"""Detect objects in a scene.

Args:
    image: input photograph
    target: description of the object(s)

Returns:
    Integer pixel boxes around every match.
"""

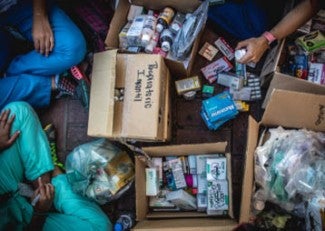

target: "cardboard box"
[135,143,238,231]
[87,49,171,142]
[260,39,325,108]
[105,0,203,77]
[240,89,325,223]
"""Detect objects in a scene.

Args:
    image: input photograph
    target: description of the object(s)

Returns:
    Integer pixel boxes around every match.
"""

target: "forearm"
[270,0,319,40]
[33,0,47,18]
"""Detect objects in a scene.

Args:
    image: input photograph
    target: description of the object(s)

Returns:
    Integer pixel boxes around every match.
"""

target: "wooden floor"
[37,21,266,225]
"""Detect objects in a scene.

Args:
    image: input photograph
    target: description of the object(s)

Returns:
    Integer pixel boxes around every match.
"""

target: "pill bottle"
[160,29,174,52]
[156,7,175,33]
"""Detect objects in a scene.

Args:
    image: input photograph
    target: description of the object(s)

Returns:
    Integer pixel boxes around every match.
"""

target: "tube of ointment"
[31,194,40,206]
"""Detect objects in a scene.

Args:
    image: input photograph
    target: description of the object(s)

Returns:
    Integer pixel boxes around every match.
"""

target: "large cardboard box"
[240,89,325,223]
[87,49,171,142]
[260,39,325,108]
[105,0,203,77]
[134,143,239,231]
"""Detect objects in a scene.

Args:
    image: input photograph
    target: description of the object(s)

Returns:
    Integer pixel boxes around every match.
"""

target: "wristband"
[262,31,277,45]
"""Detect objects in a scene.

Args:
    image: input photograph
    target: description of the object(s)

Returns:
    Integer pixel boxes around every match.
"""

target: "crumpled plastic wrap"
[253,127,325,216]
[65,139,135,205]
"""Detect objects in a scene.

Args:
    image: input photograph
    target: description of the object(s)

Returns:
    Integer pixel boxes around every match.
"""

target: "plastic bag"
[253,127,325,214]
[170,0,209,60]
[65,139,135,204]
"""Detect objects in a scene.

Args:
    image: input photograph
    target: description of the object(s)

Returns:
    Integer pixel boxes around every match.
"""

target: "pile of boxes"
[86,2,325,230]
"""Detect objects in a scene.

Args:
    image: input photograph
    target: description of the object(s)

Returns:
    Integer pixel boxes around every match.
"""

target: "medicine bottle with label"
[160,29,174,52]
[156,7,175,33]
[170,12,186,35]
[141,10,157,47]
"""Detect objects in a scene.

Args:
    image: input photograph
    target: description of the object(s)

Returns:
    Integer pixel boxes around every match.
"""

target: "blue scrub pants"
[0,0,86,111]
[0,102,112,231]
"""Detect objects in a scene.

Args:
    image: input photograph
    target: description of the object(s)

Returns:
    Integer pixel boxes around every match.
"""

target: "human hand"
[32,16,54,57]
[0,109,20,152]
[32,177,55,212]
[235,36,269,64]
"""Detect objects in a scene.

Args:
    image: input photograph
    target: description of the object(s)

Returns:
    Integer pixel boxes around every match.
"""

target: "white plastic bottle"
[141,10,157,47]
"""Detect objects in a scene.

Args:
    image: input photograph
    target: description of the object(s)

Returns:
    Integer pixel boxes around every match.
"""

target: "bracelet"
[262,31,277,45]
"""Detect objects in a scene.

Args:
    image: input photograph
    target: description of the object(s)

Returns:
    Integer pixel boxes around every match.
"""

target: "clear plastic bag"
[170,0,209,60]
[253,127,325,214]
[65,139,135,204]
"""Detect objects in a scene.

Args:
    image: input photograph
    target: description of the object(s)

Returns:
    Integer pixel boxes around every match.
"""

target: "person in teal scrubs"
[0,101,112,230]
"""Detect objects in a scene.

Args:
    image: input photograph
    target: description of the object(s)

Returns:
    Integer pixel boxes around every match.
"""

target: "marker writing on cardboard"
[144,62,158,108]
[134,74,143,102]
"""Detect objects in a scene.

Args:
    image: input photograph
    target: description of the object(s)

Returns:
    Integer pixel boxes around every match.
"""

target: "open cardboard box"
[260,39,325,108]
[87,49,171,142]
[105,0,203,77]
[134,143,239,231]
[240,89,325,223]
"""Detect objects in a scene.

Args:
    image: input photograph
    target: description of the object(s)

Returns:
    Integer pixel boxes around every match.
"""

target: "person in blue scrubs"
[0,101,112,230]
[0,0,87,111]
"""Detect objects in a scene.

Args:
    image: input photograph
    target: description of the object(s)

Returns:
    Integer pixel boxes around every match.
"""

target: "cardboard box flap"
[88,49,118,137]
[260,39,285,78]
[239,116,259,223]
[134,218,237,231]
[135,157,148,221]
[142,142,227,156]
[130,0,201,13]
[262,73,325,108]
[106,0,130,48]
[262,89,325,131]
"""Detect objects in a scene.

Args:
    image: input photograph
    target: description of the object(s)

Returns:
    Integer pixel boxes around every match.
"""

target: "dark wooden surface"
[37,20,265,225]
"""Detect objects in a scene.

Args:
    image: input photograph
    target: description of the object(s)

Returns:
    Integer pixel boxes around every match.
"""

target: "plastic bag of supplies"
[65,139,135,204]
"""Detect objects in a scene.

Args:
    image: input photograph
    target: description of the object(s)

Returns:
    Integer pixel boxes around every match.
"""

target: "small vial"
[160,29,174,52]
[156,7,175,33]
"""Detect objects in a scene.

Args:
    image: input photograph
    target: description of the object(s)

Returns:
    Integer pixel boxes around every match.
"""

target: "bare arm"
[32,0,54,57]
[236,0,320,64]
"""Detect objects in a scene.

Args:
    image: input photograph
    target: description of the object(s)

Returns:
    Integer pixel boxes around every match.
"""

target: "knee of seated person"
[57,34,86,66]
[2,101,35,124]
[3,101,33,115]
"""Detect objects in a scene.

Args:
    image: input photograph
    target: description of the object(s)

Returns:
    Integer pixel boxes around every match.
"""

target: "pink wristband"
[262,31,277,45]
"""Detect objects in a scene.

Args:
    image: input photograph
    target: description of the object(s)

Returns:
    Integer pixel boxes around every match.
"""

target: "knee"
[3,101,33,114]
[55,30,87,67]
[2,101,35,121]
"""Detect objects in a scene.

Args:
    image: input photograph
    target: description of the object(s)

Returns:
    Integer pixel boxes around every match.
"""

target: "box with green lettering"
[87,49,171,142]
